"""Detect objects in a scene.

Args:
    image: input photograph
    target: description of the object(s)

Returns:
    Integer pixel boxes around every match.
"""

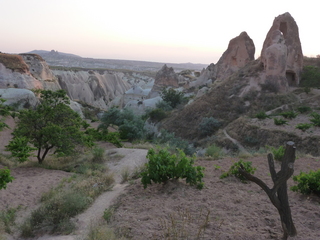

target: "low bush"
[297,106,312,113]
[273,117,288,125]
[309,112,320,126]
[255,111,269,120]
[220,159,256,183]
[291,170,320,195]
[141,148,205,189]
[296,123,313,131]
[148,108,167,122]
[205,144,223,159]
[267,145,285,161]
[198,117,222,136]
[279,111,298,119]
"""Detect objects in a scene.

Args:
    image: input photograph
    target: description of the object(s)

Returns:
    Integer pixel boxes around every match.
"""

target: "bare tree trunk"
[239,141,297,239]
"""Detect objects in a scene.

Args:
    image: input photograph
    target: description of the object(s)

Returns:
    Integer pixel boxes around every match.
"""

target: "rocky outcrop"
[0,53,60,90]
[189,63,215,88]
[0,88,38,109]
[260,12,303,90]
[149,64,179,98]
[215,32,255,81]
[53,70,130,110]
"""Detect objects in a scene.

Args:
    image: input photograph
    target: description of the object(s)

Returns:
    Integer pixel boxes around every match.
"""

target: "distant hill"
[26,50,208,72]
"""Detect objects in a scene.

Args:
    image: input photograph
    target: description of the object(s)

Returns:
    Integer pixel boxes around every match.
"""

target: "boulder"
[0,88,38,109]
[261,12,303,88]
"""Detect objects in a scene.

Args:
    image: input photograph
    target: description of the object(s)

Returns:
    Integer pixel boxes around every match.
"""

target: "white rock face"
[53,70,131,110]
[0,88,38,109]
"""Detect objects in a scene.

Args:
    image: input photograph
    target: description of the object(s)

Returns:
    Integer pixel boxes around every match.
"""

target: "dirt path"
[33,148,148,240]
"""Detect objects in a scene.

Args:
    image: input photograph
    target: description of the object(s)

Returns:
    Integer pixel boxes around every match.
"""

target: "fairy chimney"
[261,12,303,90]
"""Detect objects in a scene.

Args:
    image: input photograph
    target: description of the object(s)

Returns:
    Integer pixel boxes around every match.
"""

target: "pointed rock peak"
[261,12,303,89]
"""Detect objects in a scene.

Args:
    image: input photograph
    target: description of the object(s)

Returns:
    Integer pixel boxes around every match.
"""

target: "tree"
[160,88,184,108]
[6,90,92,164]
[0,98,14,189]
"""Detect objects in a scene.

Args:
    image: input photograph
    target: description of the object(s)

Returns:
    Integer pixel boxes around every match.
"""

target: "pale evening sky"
[1,0,319,64]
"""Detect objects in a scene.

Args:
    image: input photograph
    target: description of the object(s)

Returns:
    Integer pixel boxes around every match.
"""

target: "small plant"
[295,123,312,131]
[309,112,320,126]
[103,207,114,223]
[255,111,269,120]
[205,144,223,159]
[267,145,285,161]
[141,148,205,189]
[120,167,130,183]
[92,147,105,163]
[0,167,14,190]
[297,106,312,113]
[148,108,167,122]
[0,207,18,233]
[279,111,298,119]
[220,159,256,183]
[291,170,320,195]
[273,117,288,125]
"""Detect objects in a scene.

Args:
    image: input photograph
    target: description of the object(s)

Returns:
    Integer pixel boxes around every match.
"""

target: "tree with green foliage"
[6,90,93,164]
[0,98,14,189]
[99,107,145,141]
[160,88,184,108]
[300,65,320,88]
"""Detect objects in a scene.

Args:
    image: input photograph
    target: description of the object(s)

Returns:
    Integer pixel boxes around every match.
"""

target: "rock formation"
[215,31,255,81]
[260,12,303,91]
[0,53,60,90]
[148,64,179,98]
[0,88,38,109]
[53,69,131,110]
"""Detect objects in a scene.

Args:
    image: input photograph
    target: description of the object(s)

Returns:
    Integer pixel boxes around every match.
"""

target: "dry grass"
[0,53,29,73]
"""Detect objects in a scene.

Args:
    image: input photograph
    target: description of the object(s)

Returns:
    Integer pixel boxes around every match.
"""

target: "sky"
[1,0,319,64]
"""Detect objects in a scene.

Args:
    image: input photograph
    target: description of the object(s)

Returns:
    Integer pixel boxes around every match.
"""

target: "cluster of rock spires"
[0,12,304,115]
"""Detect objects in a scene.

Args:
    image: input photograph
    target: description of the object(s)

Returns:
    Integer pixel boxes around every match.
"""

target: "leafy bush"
[148,108,167,122]
[309,112,320,126]
[205,144,223,159]
[279,111,298,119]
[220,159,256,183]
[244,136,259,146]
[255,111,269,120]
[267,145,285,161]
[297,106,312,113]
[291,170,320,195]
[92,147,105,163]
[300,65,320,88]
[160,88,184,108]
[273,117,288,125]
[198,117,222,136]
[0,167,14,190]
[84,128,123,147]
[296,123,312,131]
[156,100,173,111]
[141,148,205,189]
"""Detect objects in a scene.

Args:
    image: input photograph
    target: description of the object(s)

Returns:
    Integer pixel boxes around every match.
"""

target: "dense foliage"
[198,117,222,136]
[220,159,256,183]
[6,90,92,164]
[300,65,320,88]
[291,170,320,195]
[160,88,184,108]
[141,148,205,189]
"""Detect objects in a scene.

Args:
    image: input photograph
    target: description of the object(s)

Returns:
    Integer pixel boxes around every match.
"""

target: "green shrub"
[273,117,288,125]
[291,170,320,195]
[300,65,320,88]
[205,144,223,159]
[297,106,312,113]
[279,111,298,119]
[309,112,320,126]
[296,123,313,131]
[198,117,222,136]
[141,148,205,189]
[160,88,184,108]
[0,167,14,190]
[244,136,259,146]
[148,108,167,122]
[220,159,256,183]
[92,147,105,163]
[156,100,173,111]
[255,111,269,120]
[267,145,285,161]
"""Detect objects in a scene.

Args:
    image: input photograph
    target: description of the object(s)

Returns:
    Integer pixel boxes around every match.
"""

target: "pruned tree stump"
[239,141,297,240]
